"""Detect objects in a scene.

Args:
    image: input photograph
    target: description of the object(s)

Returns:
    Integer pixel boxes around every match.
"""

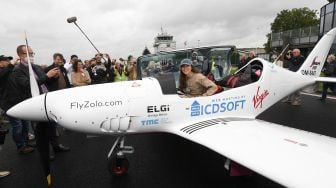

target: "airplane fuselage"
[16,59,312,135]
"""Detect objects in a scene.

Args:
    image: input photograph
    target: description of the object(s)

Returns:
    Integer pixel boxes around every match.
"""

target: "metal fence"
[271,25,319,47]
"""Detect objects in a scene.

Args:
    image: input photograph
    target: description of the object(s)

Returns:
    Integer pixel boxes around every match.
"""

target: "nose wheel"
[107,136,134,176]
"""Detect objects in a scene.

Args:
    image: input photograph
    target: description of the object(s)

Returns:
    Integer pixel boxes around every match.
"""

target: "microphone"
[67,17,77,23]
[66,16,101,54]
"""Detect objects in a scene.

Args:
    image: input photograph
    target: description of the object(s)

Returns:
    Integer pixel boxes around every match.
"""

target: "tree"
[142,47,151,55]
[264,7,319,53]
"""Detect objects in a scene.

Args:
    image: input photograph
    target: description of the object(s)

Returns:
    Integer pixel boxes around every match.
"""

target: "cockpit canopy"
[137,46,236,94]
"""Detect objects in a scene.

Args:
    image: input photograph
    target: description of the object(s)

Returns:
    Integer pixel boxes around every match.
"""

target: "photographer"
[88,57,107,84]
[285,49,305,72]
[45,53,71,91]
[283,48,305,105]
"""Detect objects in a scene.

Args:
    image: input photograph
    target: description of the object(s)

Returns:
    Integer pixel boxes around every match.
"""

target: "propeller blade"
[24,32,51,186]
[24,31,40,97]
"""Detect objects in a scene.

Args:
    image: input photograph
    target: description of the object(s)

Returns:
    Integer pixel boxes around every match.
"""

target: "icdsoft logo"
[190,97,246,117]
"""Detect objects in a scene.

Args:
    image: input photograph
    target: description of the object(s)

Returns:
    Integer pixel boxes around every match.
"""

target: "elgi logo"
[147,105,170,113]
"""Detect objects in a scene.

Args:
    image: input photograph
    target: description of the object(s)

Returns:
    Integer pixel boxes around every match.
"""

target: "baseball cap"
[0,55,13,61]
[180,59,192,67]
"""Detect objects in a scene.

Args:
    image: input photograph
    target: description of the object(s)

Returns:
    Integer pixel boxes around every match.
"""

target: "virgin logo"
[253,86,269,109]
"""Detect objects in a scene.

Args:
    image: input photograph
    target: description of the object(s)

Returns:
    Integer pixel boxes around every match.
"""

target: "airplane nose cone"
[7,94,48,121]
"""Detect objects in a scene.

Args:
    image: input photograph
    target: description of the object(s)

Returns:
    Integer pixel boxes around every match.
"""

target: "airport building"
[153,28,176,53]
[271,0,336,55]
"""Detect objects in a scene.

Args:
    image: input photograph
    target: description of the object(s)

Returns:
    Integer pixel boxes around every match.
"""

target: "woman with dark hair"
[71,59,91,87]
[178,58,217,97]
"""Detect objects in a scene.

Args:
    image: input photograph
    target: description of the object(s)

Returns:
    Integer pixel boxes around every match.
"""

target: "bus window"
[208,48,232,81]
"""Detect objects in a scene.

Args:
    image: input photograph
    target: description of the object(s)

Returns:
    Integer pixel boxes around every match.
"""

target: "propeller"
[24,31,40,97]
[24,31,52,187]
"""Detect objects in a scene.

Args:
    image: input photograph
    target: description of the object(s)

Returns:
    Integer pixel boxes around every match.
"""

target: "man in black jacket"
[283,48,305,106]
[44,53,71,91]
[12,45,60,178]
[0,55,15,178]
[0,55,35,154]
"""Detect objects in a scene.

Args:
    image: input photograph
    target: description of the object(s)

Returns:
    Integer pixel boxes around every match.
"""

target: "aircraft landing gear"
[107,136,134,176]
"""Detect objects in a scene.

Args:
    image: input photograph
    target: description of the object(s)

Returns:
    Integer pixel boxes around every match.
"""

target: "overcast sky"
[0,0,327,65]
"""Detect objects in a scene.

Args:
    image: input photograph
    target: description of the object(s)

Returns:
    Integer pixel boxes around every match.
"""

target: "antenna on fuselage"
[273,44,290,64]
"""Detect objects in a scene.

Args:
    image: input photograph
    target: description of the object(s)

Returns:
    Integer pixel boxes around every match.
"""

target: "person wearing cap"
[0,55,36,155]
[178,58,217,97]
[0,55,16,178]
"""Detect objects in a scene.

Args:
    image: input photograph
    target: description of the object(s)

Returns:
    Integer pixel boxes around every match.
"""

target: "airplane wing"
[315,76,336,83]
[167,117,336,188]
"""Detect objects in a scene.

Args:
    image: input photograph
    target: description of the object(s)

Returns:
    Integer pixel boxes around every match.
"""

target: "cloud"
[0,0,326,65]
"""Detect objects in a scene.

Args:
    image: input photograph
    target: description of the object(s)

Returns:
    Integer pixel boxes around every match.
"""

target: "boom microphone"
[66,16,102,55]
[67,17,77,23]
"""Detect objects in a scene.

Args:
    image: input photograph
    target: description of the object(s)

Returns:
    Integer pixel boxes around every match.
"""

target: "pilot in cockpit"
[215,63,262,88]
[178,59,217,97]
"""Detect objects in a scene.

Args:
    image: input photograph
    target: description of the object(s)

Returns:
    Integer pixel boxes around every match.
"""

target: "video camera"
[286,50,292,56]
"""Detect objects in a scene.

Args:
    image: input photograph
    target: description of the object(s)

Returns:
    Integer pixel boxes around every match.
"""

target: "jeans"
[321,82,336,100]
[7,116,30,149]
[0,134,5,145]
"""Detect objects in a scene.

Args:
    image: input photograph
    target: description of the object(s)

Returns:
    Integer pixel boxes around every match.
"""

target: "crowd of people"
[0,45,138,179]
[0,45,335,180]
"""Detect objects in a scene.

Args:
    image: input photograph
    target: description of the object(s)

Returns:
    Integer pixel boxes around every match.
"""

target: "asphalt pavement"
[0,94,335,188]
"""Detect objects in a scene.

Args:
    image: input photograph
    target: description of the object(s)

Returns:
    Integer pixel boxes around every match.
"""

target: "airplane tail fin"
[297,28,336,78]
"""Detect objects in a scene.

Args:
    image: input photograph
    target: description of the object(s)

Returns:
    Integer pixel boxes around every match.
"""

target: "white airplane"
[7,28,336,188]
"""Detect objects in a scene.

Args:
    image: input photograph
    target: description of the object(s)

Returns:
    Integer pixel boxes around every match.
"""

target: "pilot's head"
[180,59,193,76]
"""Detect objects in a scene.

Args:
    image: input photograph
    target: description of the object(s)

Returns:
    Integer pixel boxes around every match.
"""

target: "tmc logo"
[141,119,159,126]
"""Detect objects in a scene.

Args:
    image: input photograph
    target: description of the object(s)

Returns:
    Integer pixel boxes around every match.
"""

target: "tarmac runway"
[0,94,335,188]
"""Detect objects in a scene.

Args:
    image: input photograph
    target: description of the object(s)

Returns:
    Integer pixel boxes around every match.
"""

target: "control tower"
[153,27,176,53]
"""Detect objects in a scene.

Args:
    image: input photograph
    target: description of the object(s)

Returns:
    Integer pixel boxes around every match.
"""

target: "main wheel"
[108,156,129,176]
